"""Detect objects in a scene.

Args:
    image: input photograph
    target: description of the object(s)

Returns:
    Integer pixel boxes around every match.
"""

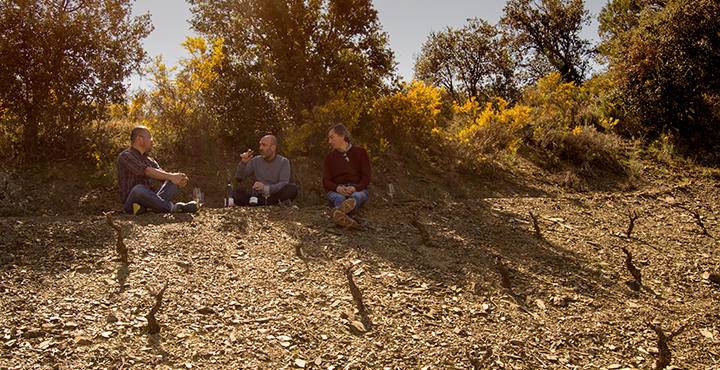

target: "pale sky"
[128,0,609,91]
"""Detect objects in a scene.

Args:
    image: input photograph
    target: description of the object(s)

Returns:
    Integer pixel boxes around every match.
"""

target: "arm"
[322,153,338,192]
[235,149,255,184]
[266,158,291,194]
[353,147,372,191]
[144,167,188,187]
[235,156,257,185]
[234,161,248,183]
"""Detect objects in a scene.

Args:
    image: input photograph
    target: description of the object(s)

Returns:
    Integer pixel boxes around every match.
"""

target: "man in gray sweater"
[233,135,298,206]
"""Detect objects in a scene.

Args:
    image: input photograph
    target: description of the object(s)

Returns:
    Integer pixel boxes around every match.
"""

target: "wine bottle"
[226,180,234,206]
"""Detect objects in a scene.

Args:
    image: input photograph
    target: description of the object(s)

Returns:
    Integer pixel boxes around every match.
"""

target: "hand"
[345,186,357,194]
[252,181,265,191]
[172,173,189,188]
[241,149,254,163]
[336,186,353,197]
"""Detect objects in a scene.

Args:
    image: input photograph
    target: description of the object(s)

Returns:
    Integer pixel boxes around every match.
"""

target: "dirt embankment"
[1,157,719,369]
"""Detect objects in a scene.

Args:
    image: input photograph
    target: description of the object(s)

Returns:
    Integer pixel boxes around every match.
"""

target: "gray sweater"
[234,155,291,195]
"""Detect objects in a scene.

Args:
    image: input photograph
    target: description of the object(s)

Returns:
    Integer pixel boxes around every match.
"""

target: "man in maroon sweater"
[323,124,371,227]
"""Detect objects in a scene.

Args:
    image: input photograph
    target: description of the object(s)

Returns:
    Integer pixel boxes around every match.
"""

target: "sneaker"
[132,203,148,215]
[336,198,356,214]
[333,209,358,228]
[176,201,200,213]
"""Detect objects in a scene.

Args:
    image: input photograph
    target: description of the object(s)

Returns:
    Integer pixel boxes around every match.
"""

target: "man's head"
[130,126,153,154]
[258,135,278,161]
[327,124,351,151]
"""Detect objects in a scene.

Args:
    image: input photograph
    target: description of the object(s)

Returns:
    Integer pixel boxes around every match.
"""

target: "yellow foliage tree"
[138,37,225,150]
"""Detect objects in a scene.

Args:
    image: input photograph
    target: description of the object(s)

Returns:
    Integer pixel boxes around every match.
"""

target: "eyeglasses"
[342,151,349,162]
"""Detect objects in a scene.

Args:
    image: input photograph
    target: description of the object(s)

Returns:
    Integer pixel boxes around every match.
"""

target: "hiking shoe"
[336,198,356,214]
[333,209,358,228]
[132,203,148,215]
[176,201,200,213]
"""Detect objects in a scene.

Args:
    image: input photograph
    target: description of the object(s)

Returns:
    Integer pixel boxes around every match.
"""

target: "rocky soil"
[1,155,719,370]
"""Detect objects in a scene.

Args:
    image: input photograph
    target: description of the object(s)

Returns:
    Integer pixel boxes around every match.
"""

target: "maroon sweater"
[322,144,371,192]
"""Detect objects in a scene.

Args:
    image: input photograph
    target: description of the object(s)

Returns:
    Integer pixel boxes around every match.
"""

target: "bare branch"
[529,211,541,237]
[625,209,640,238]
[343,264,366,316]
[295,241,304,258]
[620,246,642,284]
[105,212,128,262]
[146,282,168,334]
[688,209,708,235]
[495,256,513,293]
[411,219,436,248]
[648,321,688,370]
[674,204,709,236]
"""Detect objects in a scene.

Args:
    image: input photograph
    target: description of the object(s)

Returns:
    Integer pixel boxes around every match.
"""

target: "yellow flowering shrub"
[434,97,531,166]
[429,73,622,170]
[372,80,444,147]
[524,73,621,165]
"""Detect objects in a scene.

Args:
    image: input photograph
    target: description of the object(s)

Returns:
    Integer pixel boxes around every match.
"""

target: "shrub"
[429,73,623,173]
[436,97,531,167]
[137,38,225,157]
[524,73,621,167]
[284,90,368,157]
[372,80,444,149]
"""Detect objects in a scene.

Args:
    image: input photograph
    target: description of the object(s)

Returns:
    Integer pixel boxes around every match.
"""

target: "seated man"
[323,123,371,227]
[116,126,199,214]
[233,135,298,206]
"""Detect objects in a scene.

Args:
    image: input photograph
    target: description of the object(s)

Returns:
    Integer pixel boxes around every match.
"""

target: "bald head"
[130,126,150,145]
[130,126,153,154]
[258,135,278,161]
[262,135,277,147]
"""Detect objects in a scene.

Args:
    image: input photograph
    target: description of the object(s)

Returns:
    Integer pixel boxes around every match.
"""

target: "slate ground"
[1,150,719,369]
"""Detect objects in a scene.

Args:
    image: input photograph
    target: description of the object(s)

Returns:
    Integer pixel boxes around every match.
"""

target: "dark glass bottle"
[249,189,259,206]
[225,180,234,206]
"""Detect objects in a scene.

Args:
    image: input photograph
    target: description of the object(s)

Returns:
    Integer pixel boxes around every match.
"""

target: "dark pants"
[232,184,298,206]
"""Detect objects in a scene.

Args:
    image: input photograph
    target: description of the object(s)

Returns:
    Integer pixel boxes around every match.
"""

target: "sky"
[128,0,609,91]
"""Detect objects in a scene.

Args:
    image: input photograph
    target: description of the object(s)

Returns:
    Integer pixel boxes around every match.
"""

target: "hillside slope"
[1,153,719,369]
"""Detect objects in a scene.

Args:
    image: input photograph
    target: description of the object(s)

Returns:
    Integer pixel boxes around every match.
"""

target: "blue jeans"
[123,181,179,214]
[326,183,368,215]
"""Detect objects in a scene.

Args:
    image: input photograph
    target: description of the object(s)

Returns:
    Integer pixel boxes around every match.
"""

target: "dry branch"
[625,209,640,238]
[105,212,128,262]
[411,219,436,248]
[294,241,304,258]
[495,256,513,292]
[689,209,709,235]
[343,265,366,315]
[648,321,687,370]
[468,347,493,370]
[620,246,642,284]
[528,211,541,237]
[675,204,709,235]
[146,282,168,334]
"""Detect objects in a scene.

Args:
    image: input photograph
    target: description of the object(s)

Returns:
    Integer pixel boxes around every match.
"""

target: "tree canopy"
[599,0,720,151]
[188,0,395,127]
[414,19,521,104]
[500,0,593,84]
[0,0,152,156]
